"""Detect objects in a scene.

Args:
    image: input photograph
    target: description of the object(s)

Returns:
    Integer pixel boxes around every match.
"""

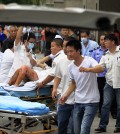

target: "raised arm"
[15,26,23,46]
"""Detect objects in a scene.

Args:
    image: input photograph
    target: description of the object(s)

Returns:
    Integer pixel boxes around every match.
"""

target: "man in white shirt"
[60,39,100,134]
[52,37,75,134]
[37,38,66,88]
[79,34,120,133]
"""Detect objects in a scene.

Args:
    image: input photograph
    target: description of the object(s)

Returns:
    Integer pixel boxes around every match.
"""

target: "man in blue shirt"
[0,25,7,42]
[81,30,99,57]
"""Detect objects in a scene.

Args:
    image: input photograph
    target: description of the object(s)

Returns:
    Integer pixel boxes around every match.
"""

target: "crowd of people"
[0,24,120,134]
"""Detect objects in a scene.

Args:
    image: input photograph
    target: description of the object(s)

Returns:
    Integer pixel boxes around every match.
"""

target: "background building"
[46,0,120,30]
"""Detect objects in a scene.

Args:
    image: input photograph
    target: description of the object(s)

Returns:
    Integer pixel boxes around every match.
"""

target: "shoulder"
[85,56,98,63]
[92,47,99,53]
[103,50,109,55]
[68,62,74,69]
[89,40,98,46]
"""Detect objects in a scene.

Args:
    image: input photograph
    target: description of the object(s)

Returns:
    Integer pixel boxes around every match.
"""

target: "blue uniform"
[81,39,99,57]
[92,47,107,77]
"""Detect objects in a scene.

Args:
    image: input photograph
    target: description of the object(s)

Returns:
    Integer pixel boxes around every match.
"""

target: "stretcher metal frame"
[0,110,57,134]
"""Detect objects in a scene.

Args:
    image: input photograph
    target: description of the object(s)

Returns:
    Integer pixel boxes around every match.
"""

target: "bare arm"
[59,80,76,104]
[38,56,51,64]
[29,57,37,67]
[15,26,23,46]
[52,77,61,99]
[26,53,37,67]
[79,65,104,73]
[37,75,54,88]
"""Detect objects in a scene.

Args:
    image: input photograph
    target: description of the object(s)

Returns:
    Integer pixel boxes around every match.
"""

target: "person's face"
[9,26,17,38]
[104,39,114,49]
[51,28,57,33]
[50,42,62,55]
[25,38,35,48]
[45,27,50,31]
[66,46,80,60]
[80,32,89,38]
[100,35,105,47]
[61,28,69,37]
[63,40,68,54]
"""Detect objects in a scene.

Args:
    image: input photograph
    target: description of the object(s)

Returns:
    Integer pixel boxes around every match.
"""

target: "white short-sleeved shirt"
[50,50,67,92]
[99,46,120,88]
[8,42,32,78]
[69,56,100,103]
[55,57,74,104]
[0,49,14,83]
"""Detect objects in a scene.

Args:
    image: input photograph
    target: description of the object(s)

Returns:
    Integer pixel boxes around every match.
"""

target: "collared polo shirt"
[99,46,120,88]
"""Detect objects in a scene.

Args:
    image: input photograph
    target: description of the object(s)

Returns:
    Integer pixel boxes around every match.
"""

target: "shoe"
[114,128,120,133]
[95,127,106,133]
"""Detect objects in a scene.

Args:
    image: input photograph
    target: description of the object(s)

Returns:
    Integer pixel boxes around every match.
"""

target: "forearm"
[38,56,51,64]
[64,81,76,98]
[53,77,61,91]
[15,26,23,45]
[30,58,37,67]
[89,65,104,73]
[42,75,54,85]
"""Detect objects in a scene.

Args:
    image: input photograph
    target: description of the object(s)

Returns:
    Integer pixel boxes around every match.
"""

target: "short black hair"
[80,30,90,36]
[7,38,14,49]
[22,32,36,43]
[51,38,63,47]
[66,39,82,53]
[104,33,118,45]
[64,36,76,42]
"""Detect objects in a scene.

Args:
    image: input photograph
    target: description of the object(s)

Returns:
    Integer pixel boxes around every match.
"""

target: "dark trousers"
[97,77,106,113]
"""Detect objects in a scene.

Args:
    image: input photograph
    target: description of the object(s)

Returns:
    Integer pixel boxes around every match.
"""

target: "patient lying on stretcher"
[7,61,51,87]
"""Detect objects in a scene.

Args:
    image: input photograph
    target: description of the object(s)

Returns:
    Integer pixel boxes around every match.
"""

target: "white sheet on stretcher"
[0,68,53,91]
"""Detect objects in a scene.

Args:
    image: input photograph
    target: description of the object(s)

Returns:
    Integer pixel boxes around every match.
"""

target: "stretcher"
[0,95,57,134]
[0,84,56,110]
[0,110,57,134]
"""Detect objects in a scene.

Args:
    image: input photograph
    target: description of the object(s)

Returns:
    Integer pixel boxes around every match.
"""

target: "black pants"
[97,77,106,113]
